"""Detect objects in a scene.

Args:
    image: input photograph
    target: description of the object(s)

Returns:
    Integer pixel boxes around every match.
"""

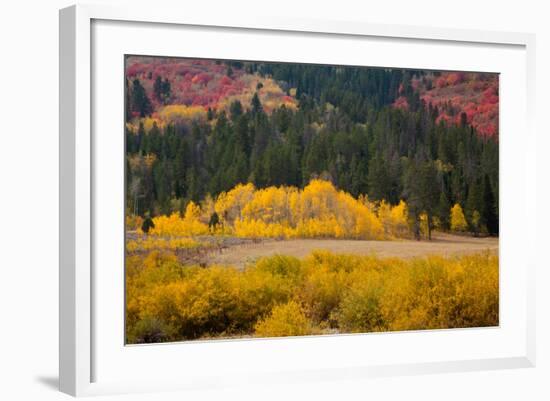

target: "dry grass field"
[209,233,498,268]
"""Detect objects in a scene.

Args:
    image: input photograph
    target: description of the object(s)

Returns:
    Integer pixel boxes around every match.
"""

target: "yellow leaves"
[143,117,164,131]
[183,201,201,221]
[144,154,157,169]
[380,252,498,331]
[254,301,315,338]
[126,250,499,342]
[234,219,291,239]
[450,203,468,232]
[126,105,206,133]
[157,104,207,124]
[242,185,296,223]
[126,117,164,133]
[378,199,409,239]
[215,179,389,240]
[389,200,409,235]
[126,236,201,252]
[128,153,157,171]
[218,75,298,114]
[215,183,255,225]
[126,214,143,231]
[144,180,413,240]
[419,212,429,237]
[150,210,209,236]
[335,269,385,332]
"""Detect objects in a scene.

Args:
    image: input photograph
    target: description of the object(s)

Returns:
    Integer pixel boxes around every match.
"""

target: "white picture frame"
[59,4,536,397]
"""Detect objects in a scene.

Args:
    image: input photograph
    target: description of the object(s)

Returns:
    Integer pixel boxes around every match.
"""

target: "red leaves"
[126,63,148,78]
[219,75,233,86]
[482,87,498,104]
[435,76,447,88]
[398,83,404,94]
[393,96,409,110]
[395,71,499,138]
[126,56,298,119]
[446,72,465,86]
[191,73,212,85]
[126,57,247,112]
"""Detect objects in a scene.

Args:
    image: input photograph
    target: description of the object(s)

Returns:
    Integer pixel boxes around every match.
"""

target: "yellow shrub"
[335,269,385,332]
[379,253,498,330]
[254,301,315,338]
[157,104,206,124]
[126,250,498,343]
[126,237,201,252]
[125,214,143,231]
[299,265,347,324]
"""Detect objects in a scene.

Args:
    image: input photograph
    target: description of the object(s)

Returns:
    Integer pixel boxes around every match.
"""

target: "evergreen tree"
[483,174,498,235]
[251,92,263,115]
[436,191,451,231]
[131,79,152,117]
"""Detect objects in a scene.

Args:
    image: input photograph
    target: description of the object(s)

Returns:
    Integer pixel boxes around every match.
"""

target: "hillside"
[125,56,297,130]
[126,57,498,139]
[394,71,498,138]
[125,57,499,237]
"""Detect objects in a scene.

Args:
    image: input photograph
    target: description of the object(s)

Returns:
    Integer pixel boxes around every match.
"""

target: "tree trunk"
[427,213,432,241]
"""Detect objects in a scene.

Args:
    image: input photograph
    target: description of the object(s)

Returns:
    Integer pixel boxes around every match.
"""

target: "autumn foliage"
[132,180,487,240]
[394,72,499,138]
[125,56,298,130]
[149,201,210,236]
[450,203,468,232]
[126,250,498,343]
[146,180,411,240]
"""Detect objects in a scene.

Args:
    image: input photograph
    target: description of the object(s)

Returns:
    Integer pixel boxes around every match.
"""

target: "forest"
[124,56,499,343]
[125,59,498,237]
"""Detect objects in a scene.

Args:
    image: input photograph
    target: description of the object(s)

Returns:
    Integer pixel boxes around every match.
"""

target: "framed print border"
[59,4,536,397]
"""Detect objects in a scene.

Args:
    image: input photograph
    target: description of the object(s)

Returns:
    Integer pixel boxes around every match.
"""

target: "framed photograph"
[59,4,536,396]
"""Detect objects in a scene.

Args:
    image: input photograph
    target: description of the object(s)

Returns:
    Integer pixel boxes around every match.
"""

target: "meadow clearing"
[208,233,498,268]
[127,231,498,268]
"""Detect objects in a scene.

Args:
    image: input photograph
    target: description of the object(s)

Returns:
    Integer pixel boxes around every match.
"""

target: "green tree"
[141,214,155,234]
[483,174,498,235]
[436,191,451,231]
[251,92,263,115]
[131,79,152,117]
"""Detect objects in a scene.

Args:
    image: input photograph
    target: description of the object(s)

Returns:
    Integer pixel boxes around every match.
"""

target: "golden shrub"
[126,236,201,252]
[157,104,206,124]
[125,250,498,343]
[254,301,315,338]
[334,270,386,333]
[125,214,143,231]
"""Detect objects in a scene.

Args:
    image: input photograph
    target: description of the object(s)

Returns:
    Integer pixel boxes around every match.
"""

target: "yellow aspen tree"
[450,203,468,232]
